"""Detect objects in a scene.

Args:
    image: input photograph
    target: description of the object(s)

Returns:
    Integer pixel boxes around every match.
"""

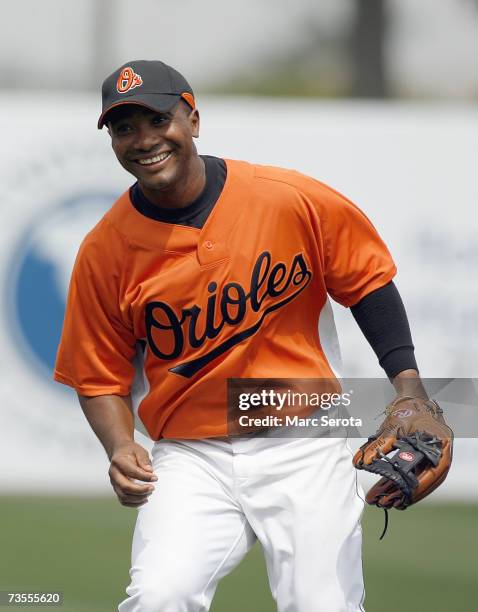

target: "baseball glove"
[353,396,453,511]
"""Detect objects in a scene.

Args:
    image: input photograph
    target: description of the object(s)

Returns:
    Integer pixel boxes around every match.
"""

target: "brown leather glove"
[353,396,453,510]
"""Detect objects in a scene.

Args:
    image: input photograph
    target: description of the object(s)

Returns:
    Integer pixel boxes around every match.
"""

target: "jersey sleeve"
[54,229,136,396]
[306,179,397,307]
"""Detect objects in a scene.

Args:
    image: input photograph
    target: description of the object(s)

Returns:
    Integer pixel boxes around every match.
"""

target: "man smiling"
[105,103,204,207]
[54,60,451,611]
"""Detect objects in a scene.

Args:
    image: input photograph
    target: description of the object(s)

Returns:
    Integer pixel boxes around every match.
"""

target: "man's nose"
[132,125,160,151]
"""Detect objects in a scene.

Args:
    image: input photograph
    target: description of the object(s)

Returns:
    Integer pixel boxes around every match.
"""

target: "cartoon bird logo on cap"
[116,67,143,94]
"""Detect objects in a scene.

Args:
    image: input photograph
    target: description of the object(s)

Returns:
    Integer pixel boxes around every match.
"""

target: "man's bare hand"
[109,441,158,507]
[77,394,158,507]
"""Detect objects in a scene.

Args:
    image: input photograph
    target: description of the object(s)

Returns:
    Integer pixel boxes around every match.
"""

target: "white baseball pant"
[118,435,365,612]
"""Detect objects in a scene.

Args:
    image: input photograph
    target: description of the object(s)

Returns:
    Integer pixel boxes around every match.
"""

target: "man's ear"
[190,108,200,139]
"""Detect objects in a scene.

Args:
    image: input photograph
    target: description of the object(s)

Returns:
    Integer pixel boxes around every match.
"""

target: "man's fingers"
[108,443,158,504]
[111,477,155,506]
[117,492,152,507]
[110,468,156,495]
[133,448,154,470]
[121,500,149,508]
[110,455,158,482]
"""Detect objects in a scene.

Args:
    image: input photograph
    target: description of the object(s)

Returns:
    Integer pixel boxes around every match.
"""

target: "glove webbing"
[366,434,443,539]
[365,433,442,508]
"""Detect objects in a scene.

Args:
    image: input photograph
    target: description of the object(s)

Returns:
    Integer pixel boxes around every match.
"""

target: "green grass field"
[0,497,476,611]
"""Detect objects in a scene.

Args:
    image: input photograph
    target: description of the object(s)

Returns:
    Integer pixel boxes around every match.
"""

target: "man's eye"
[153,115,169,125]
[115,123,132,135]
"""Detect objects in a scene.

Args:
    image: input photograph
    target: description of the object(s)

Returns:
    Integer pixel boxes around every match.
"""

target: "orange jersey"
[54,160,396,439]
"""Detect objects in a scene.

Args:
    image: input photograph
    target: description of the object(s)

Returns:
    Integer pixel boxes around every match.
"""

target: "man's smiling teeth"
[138,152,171,165]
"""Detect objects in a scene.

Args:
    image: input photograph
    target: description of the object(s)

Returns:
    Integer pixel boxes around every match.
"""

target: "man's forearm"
[350,282,417,378]
[78,394,135,459]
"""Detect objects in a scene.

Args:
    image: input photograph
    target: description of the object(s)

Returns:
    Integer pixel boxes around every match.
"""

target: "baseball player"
[54,60,452,611]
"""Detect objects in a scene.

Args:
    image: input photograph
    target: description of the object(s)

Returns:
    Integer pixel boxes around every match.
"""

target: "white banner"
[0,94,476,496]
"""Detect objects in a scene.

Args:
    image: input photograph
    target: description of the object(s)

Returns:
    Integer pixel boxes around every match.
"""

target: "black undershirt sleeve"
[350,281,418,378]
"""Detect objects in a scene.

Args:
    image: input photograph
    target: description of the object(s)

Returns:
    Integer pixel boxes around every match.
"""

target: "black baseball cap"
[98,60,195,129]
